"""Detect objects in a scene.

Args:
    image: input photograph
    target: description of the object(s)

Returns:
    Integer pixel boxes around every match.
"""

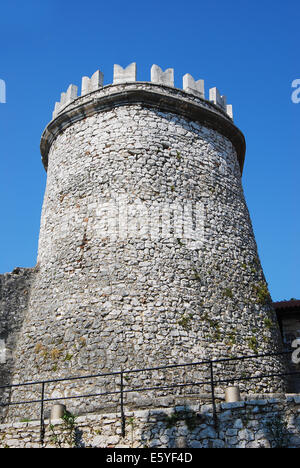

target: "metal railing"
[0,350,299,445]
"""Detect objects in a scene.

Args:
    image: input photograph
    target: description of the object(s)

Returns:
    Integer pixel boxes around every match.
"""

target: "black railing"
[0,350,299,445]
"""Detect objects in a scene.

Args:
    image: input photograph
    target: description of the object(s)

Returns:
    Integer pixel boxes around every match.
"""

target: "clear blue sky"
[0,0,298,301]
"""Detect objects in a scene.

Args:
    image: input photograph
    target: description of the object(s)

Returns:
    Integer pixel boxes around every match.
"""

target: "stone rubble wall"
[8,86,286,420]
[0,268,35,421]
[7,83,285,420]
[0,395,299,448]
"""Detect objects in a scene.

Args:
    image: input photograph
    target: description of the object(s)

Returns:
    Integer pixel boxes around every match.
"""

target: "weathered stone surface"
[151,64,174,86]
[81,70,103,96]
[113,63,136,84]
[53,84,78,119]
[209,86,226,111]
[3,78,286,421]
[226,104,233,119]
[183,73,205,98]
[1,397,299,448]
[0,268,35,421]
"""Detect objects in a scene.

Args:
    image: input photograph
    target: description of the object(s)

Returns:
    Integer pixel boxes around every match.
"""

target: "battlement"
[4,61,287,425]
[52,63,234,120]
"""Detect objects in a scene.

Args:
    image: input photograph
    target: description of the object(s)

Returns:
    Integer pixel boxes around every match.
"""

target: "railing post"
[40,382,45,446]
[209,361,218,428]
[120,370,125,438]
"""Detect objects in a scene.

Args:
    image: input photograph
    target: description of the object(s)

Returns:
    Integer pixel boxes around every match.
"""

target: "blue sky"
[0,0,298,301]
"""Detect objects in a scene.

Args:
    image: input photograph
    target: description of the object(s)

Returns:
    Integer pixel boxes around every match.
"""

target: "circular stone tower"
[9,63,285,418]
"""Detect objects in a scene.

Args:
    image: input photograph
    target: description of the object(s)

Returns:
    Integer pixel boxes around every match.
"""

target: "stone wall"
[0,268,34,420]
[1,396,299,448]
[7,82,286,420]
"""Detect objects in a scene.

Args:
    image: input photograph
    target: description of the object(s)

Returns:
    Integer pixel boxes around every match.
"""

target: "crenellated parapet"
[52,84,78,120]
[81,70,104,96]
[209,87,233,119]
[5,59,286,424]
[113,63,137,84]
[183,73,205,99]
[150,64,174,87]
[51,63,234,120]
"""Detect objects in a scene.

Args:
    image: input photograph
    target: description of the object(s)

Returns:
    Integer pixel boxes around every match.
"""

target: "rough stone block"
[226,428,238,437]
[233,418,244,429]
[209,87,227,111]
[52,84,78,119]
[66,84,78,104]
[189,440,201,448]
[52,102,61,120]
[199,404,213,414]
[183,73,205,98]
[212,439,226,448]
[113,63,136,84]
[199,427,217,439]
[0,340,6,364]
[221,401,245,410]
[218,410,232,421]
[151,64,174,86]
[246,399,268,406]
[81,70,104,96]
[239,428,255,441]
[226,104,233,119]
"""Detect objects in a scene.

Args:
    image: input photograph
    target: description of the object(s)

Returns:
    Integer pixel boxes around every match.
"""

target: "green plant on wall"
[50,410,78,448]
[205,317,221,341]
[265,414,290,448]
[253,282,271,305]
[263,317,274,330]
[64,353,73,362]
[247,336,258,354]
[34,339,77,371]
[177,313,193,331]
[192,268,201,281]
[165,409,201,431]
[223,288,233,299]
[226,329,237,347]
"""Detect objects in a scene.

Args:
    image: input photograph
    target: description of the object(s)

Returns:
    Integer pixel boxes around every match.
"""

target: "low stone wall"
[1,395,299,448]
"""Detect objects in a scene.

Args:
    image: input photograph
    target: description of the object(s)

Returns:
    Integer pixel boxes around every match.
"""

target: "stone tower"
[7,63,285,418]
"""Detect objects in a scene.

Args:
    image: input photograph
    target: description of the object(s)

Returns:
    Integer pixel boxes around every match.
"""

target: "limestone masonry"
[0,63,288,424]
[1,396,300,448]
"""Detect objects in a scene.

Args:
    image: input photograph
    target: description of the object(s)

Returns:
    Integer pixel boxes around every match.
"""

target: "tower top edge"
[51,64,234,121]
[41,81,246,174]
